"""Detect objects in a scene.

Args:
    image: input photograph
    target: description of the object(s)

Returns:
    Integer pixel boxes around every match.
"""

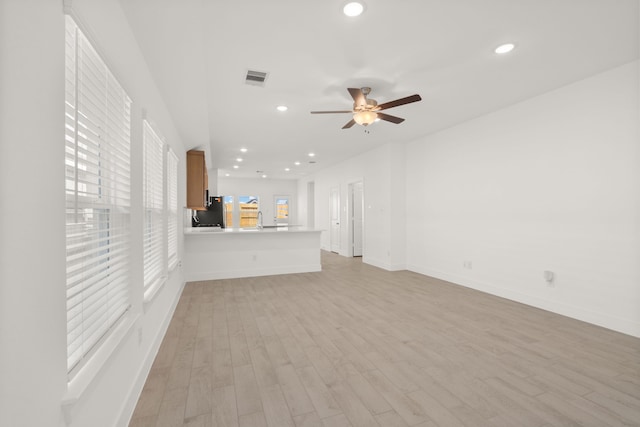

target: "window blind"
[65,16,132,374]
[142,120,165,299]
[167,148,178,269]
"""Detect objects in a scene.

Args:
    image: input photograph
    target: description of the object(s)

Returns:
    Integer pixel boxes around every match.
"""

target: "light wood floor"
[130,251,640,427]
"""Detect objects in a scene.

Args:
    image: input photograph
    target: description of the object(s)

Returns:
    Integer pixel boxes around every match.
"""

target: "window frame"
[65,15,133,378]
[142,120,166,301]
[167,147,179,270]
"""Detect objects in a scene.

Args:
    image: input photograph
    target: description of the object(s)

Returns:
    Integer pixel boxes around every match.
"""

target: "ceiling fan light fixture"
[343,2,364,17]
[353,110,378,126]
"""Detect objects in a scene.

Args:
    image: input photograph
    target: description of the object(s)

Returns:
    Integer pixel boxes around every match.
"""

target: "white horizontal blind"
[143,120,165,299]
[167,148,179,269]
[65,16,132,374]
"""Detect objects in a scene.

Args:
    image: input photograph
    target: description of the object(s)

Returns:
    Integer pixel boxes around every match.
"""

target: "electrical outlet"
[544,270,555,287]
[463,260,473,269]
[252,254,257,261]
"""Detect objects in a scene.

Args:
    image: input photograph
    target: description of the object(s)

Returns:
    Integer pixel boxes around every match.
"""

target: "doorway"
[349,181,364,257]
[307,182,315,228]
[274,195,290,226]
[330,187,340,253]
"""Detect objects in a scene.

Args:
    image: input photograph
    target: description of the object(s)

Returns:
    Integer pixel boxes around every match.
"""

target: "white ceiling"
[120,0,639,180]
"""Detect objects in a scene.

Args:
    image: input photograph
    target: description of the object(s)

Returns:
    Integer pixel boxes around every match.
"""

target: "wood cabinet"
[186,150,208,210]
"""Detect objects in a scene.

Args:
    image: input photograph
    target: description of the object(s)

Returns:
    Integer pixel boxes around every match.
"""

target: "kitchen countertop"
[184,226,321,235]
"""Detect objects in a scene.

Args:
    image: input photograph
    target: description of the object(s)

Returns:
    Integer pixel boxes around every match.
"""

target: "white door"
[330,187,340,253]
[352,182,364,257]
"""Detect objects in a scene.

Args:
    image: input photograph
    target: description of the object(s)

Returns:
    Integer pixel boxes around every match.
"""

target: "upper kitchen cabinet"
[186,150,208,210]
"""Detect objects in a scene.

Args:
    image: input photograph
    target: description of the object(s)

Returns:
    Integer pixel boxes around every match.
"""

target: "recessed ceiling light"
[236,157,243,162]
[240,148,248,153]
[495,43,515,54]
[225,173,230,177]
[285,168,290,172]
[276,105,288,112]
[262,174,267,178]
[233,165,239,169]
[343,2,364,17]
[308,152,315,157]
[294,161,301,166]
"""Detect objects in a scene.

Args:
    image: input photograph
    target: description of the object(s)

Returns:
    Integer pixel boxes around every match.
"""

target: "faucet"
[257,211,263,229]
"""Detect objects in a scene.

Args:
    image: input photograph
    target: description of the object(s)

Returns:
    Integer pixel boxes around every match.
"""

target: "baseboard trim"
[116,279,187,427]
[185,264,322,282]
[406,264,640,338]
[363,257,406,272]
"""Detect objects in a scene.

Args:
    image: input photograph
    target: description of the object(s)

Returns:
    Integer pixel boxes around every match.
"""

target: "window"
[65,16,132,374]
[167,148,178,269]
[223,195,234,227]
[143,121,165,299]
[239,195,259,227]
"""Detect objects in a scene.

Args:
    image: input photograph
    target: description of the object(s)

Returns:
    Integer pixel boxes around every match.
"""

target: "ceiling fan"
[311,87,422,129]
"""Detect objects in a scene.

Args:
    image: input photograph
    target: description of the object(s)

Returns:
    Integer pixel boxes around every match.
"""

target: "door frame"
[273,194,291,226]
[330,187,340,253]
[307,181,315,228]
[347,179,364,257]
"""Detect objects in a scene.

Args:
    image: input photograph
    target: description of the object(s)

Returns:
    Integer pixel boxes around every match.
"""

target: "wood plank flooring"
[130,251,640,427]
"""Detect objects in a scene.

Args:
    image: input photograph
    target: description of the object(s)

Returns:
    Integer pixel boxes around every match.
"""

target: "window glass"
[223,195,234,227]
[65,16,131,375]
[167,149,178,268]
[142,120,165,298]
[239,195,259,227]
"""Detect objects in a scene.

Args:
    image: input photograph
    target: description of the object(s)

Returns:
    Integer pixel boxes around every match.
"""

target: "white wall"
[218,177,298,226]
[0,2,67,426]
[405,61,640,337]
[299,142,407,270]
[0,1,188,426]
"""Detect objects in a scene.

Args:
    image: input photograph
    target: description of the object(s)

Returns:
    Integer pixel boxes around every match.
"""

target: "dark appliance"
[192,196,225,228]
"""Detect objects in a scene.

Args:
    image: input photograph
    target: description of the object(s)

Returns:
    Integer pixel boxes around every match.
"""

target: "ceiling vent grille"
[245,69,268,86]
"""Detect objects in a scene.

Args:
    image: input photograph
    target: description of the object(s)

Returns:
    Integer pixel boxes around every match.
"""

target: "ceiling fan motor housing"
[354,98,378,111]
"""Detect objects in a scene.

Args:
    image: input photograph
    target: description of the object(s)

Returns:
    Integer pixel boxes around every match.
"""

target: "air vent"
[245,70,268,86]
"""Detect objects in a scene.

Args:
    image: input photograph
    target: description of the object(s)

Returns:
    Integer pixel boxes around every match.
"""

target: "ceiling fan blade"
[310,110,353,114]
[376,94,422,111]
[342,119,356,129]
[376,112,405,124]
[347,88,366,108]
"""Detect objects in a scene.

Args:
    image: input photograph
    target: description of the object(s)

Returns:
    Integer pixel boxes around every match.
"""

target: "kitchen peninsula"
[183,227,322,281]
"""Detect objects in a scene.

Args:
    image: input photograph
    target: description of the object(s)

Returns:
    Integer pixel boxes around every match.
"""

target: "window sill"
[61,311,140,424]
[143,276,167,312]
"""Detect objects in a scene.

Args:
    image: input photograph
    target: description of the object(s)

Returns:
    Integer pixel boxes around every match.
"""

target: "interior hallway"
[130,251,640,427]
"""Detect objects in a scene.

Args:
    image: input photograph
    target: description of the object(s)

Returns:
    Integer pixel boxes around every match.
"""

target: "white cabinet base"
[184,228,322,281]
